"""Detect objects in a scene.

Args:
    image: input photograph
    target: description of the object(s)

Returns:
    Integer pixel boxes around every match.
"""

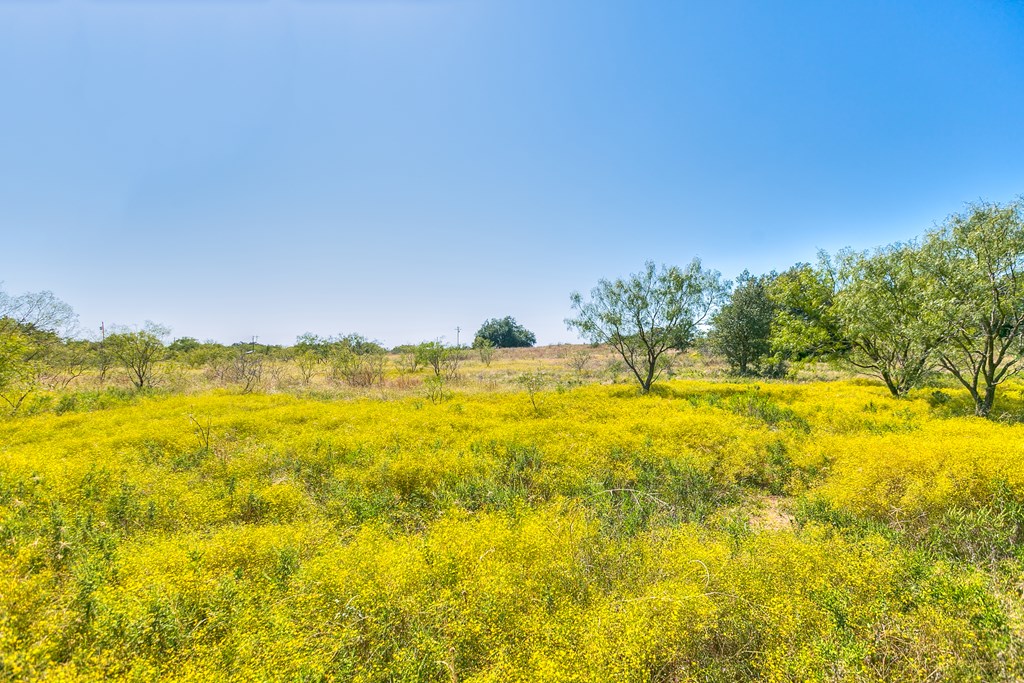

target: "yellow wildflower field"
[1,381,1021,681]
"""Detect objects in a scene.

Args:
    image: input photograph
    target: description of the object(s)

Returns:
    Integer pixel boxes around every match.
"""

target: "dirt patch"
[750,495,795,532]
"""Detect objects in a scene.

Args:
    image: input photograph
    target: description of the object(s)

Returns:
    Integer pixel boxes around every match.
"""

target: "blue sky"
[2,0,1023,346]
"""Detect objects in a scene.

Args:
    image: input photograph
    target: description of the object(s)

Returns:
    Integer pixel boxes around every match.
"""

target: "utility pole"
[456,326,461,348]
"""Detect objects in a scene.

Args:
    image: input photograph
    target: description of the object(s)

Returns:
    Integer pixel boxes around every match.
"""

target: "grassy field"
[2,362,1023,681]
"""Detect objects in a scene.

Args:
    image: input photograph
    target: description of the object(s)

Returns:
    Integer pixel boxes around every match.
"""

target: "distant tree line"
[3,197,1023,417]
[0,294,541,410]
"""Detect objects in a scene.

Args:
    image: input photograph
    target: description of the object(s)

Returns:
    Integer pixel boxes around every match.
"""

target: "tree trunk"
[880,371,900,398]
[640,369,653,394]
[975,384,997,417]
[640,358,656,394]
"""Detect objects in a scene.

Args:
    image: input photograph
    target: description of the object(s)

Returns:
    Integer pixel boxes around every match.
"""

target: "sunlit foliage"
[1,380,1022,681]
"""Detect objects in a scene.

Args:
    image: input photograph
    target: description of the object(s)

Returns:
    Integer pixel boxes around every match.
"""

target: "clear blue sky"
[2,0,1023,346]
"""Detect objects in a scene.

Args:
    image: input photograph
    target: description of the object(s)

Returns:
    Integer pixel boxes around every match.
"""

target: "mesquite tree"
[920,199,1024,417]
[567,260,726,394]
[106,322,170,390]
[834,243,944,398]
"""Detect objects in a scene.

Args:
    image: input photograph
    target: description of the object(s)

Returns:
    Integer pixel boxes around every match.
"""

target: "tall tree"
[921,199,1024,416]
[766,257,845,364]
[710,271,774,375]
[834,243,942,397]
[0,287,77,337]
[106,322,170,390]
[567,260,726,393]
[0,286,77,412]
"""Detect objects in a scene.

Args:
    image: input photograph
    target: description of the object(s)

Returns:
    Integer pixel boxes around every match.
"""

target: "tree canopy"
[920,199,1024,416]
[106,322,170,390]
[710,271,774,375]
[0,285,77,412]
[474,317,536,348]
[832,243,943,398]
[567,260,726,393]
[766,257,845,364]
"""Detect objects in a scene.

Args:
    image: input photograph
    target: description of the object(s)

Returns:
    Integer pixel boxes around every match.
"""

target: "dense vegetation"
[567,199,1024,414]
[1,376,1022,681]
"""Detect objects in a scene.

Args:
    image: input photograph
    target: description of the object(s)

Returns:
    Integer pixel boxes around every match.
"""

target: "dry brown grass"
[55,343,857,402]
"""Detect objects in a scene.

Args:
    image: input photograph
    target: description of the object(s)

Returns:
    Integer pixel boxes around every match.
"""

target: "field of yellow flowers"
[1,379,1022,681]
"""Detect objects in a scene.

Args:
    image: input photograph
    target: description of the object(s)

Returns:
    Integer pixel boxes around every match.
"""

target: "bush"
[473,316,536,348]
